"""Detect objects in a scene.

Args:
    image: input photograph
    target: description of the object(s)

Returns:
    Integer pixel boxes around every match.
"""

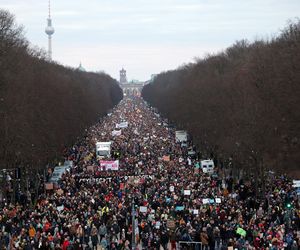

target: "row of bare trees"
[142,20,300,185]
[0,9,123,172]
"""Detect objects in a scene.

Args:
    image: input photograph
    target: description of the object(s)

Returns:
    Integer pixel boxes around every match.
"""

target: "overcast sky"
[2,0,299,81]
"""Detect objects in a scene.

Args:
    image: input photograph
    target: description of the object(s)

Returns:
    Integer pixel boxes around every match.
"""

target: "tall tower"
[45,0,55,60]
[120,68,127,84]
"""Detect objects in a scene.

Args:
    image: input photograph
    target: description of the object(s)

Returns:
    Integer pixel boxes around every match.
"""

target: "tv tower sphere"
[45,20,55,35]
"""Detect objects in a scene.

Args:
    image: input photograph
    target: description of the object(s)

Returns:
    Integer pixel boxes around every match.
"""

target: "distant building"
[118,68,145,96]
[77,62,86,71]
[119,68,127,84]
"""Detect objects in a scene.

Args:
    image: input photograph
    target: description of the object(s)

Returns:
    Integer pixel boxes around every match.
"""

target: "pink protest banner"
[99,160,119,171]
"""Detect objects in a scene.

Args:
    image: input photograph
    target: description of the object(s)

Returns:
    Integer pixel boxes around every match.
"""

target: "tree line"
[142,20,300,187]
[0,9,123,173]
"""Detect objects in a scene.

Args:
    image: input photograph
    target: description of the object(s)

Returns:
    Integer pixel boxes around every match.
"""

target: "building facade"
[119,69,146,96]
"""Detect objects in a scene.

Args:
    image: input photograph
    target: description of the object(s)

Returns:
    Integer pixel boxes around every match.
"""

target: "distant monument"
[118,68,145,97]
[45,0,55,60]
[120,68,127,84]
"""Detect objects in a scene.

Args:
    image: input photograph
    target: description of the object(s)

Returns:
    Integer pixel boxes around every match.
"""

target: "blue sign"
[175,206,185,211]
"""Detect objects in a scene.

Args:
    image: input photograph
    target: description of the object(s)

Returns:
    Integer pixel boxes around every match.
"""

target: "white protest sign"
[140,206,147,213]
[184,190,191,195]
[112,130,122,136]
[202,198,210,204]
[116,121,128,129]
[175,130,187,142]
[170,186,175,192]
[57,205,64,212]
[292,180,300,188]
[215,198,221,204]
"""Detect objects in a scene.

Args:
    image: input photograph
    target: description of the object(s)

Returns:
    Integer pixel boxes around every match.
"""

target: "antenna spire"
[48,0,51,18]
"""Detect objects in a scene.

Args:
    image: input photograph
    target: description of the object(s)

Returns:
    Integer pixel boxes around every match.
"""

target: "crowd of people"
[0,96,299,250]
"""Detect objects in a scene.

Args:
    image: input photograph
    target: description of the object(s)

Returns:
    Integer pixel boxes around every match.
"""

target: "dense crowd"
[0,97,299,250]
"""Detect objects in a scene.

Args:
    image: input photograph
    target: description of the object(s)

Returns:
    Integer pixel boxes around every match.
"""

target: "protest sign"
[215,198,221,203]
[45,183,53,190]
[175,206,185,211]
[184,190,191,195]
[167,220,176,229]
[139,206,147,213]
[112,130,122,136]
[57,205,64,212]
[175,130,187,142]
[99,160,119,171]
[292,180,300,188]
[202,198,210,204]
[116,121,128,129]
[163,155,170,162]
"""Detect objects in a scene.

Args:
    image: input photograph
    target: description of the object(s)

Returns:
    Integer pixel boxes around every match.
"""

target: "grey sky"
[2,0,299,81]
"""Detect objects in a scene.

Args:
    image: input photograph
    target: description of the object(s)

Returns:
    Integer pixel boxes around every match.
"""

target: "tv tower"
[45,0,55,60]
